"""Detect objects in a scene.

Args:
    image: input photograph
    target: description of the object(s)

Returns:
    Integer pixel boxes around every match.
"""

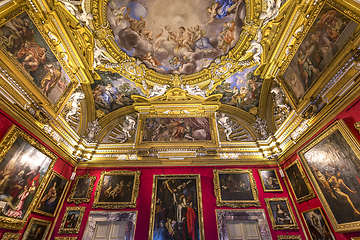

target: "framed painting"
[0,126,56,230]
[280,1,359,105]
[284,159,315,203]
[58,206,85,234]
[302,207,334,240]
[148,174,204,240]
[277,236,301,240]
[298,120,360,232]
[0,11,75,109]
[92,170,140,209]
[258,169,283,192]
[135,114,219,148]
[34,171,68,217]
[21,218,51,240]
[54,238,77,240]
[0,233,21,240]
[67,174,96,205]
[265,197,298,230]
[213,169,260,208]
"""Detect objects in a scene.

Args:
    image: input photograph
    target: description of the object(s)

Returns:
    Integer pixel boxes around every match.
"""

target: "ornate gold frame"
[213,169,260,208]
[67,174,96,205]
[92,170,140,209]
[258,169,283,192]
[0,233,21,240]
[58,206,86,234]
[0,125,56,230]
[284,159,315,203]
[34,170,69,217]
[301,207,334,240]
[298,120,360,232]
[21,218,52,240]
[54,238,77,240]
[277,236,302,240]
[135,113,219,149]
[148,174,205,240]
[264,197,298,230]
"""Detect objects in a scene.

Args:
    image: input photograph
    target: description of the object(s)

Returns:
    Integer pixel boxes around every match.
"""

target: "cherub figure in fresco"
[175,27,193,52]
[218,21,235,53]
[206,0,241,25]
[143,52,161,67]
[153,21,176,49]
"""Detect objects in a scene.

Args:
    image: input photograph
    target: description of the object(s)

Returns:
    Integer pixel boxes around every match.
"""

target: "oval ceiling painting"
[107,0,246,75]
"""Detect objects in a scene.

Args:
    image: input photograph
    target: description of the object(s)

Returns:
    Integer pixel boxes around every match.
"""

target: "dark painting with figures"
[302,208,334,240]
[0,12,71,104]
[63,210,80,229]
[149,175,204,240]
[73,178,91,199]
[142,117,211,142]
[284,5,358,99]
[35,172,67,217]
[0,137,52,220]
[265,197,298,230]
[259,169,282,192]
[301,128,360,226]
[99,175,134,203]
[219,173,254,201]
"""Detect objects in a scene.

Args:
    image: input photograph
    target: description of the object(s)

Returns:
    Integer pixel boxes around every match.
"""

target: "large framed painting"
[135,114,219,148]
[92,170,140,209]
[265,197,298,230]
[0,126,56,230]
[279,1,359,105]
[0,11,75,109]
[58,206,86,234]
[0,233,21,240]
[34,171,69,217]
[298,120,360,232]
[21,218,51,240]
[284,159,315,203]
[213,169,260,208]
[148,174,204,240]
[258,169,283,192]
[67,174,96,205]
[302,207,335,240]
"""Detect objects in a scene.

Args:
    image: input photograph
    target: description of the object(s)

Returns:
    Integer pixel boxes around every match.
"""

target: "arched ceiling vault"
[0,0,359,166]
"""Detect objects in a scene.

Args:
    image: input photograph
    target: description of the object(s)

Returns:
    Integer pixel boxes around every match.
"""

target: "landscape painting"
[299,120,360,232]
[107,0,247,74]
[283,4,358,99]
[0,12,71,104]
[211,65,263,114]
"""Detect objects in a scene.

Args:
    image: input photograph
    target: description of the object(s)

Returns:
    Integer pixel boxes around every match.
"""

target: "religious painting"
[58,206,86,235]
[298,120,360,232]
[258,169,283,192]
[107,0,248,75]
[149,174,204,240]
[91,71,144,117]
[67,174,96,205]
[21,218,51,240]
[213,169,260,208]
[92,170,140,209]
[283,4,358,99]
[0,126,56,230]
[284,159,315,203]
[302,207,335,240]
[0,12,72,105]
[0,233,21,240]
[211,66,263,114]
[265,197,298,230]
[34,171,68,217]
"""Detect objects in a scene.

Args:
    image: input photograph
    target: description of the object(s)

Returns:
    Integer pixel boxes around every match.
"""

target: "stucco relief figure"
[61,0,93,28]
[148,84,169,98]
[93,43,111,70]
[85,119,102,143]
[65,91,85,123]
[116,115,137,143]
[217,113,233,141]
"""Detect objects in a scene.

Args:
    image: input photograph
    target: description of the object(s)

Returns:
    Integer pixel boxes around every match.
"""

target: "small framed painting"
[265,197,298,230]
[0,233,21,240]
[302,207,335,240]
[67,174,96,205]
[21,218,51,240]
[258,169,283,192]
[58,206,86,234]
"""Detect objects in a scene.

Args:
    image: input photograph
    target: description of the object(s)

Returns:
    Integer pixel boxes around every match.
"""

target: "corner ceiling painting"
[0,12,71,104]
[283,4,358,99]
[107,0,246,75]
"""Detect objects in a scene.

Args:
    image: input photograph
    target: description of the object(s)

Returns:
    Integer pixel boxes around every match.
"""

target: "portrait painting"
[213,169,260,208]
[302,208,334,240]
[0,126,56,230]
[258,169,283,192]
[283,4,358,99]
[92,170,140,209]
[211,66,263,114]
[67,174,96,205]
[21,218,51,240]
[298,120,360,232]
[284,159,315,203]
[0,12,72,105]
[34,171,68,217]
[265,197,298,230]
[0,232,21,240]
[58,206,85,234]
[149,174,204,240]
